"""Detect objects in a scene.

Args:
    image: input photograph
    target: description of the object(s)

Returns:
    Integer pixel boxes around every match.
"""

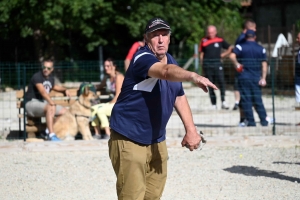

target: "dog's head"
[79,86,101,107]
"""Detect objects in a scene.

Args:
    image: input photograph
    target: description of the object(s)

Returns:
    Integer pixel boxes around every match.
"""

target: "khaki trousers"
[108,130,168,200]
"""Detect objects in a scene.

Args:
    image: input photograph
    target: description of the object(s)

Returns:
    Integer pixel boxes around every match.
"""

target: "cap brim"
[146,25,170,33]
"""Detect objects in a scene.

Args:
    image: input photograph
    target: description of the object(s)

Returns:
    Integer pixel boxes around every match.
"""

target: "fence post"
[17,63,22,136]
[271,58,276,135]
[292,24,295,77]
[17,63,20,89]
[22,64,27,141]
[268,25,276,135]
[268,25,271,58]
[194,44,199,73]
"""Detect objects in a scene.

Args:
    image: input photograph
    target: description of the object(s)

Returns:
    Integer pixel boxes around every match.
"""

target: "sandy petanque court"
[0,87,300,199]
[0,136,299,200]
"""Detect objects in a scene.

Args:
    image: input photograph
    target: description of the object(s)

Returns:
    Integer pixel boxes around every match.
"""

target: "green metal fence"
[0,58,299,140]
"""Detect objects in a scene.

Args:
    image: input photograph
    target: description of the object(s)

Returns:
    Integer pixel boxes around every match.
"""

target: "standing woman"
[92,58,124,139]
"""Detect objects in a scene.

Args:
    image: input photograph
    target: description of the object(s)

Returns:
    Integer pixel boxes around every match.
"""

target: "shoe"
[93,134,102,139]
[238,119,248,127]
[101,134,110,140]
[211,105,217,110]
[238,122,246,127]
[233,103,239,110]
[49,135,61,141]
[40,132,48,140]
[40,128,50,140]
[266,116,274,124]
[221,102,229,110]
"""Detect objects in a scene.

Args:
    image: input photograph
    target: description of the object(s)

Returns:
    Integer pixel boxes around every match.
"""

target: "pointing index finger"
[207,82,218,90]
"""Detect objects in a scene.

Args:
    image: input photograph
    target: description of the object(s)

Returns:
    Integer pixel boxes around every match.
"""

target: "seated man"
[25,59,70,141]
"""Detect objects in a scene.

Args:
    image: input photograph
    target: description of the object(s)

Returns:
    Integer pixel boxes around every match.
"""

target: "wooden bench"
[16,89,109,139]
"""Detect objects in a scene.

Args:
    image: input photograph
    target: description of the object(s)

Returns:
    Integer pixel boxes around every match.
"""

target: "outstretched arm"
[148,62,218,93]
[174,95,201,151]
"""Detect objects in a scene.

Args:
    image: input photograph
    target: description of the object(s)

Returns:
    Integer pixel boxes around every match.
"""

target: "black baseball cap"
[144,18,171,34]
[245,29,256,38]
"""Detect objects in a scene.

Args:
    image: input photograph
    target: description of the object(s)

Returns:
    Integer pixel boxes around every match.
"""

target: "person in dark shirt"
[229,30,269,126]
[233,19,256,111]
[199,25,233,110]
[25,60,70,141]
[109,17,218,199]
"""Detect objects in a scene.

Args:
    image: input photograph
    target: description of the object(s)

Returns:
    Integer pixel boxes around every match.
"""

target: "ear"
[83,86,90,96]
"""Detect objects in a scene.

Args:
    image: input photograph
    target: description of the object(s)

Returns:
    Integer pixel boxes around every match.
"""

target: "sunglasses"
[42,66,53,71]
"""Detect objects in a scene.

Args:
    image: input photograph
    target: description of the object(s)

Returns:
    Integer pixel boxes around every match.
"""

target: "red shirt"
[199,37,230,65]
[126,42,143,60]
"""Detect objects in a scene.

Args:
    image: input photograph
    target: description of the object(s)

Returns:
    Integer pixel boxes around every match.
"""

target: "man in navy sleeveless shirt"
[108,18,218,199]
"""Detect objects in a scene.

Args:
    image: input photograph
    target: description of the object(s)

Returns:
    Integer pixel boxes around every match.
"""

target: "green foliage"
[296,20,300,32]
[115,0,242,45]
[0,0,113,58]
[0,0,243,60]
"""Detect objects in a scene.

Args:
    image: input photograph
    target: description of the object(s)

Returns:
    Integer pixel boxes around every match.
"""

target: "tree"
[0,0,243,61]
[114,0,242,58]
[0,0,115,60]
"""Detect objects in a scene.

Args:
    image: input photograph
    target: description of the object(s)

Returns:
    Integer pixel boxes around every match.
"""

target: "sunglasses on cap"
[42,66,53,71]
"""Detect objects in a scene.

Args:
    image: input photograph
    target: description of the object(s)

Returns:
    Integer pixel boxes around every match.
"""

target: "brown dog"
[54,86,99,140]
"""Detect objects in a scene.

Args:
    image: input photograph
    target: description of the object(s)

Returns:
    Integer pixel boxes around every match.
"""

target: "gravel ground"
[0,144,299,200]
[1,88,299,200]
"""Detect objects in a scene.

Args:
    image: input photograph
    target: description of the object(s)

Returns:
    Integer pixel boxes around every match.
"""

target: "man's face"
[246,22,256,32]
[145,29,170,59]
[248,24,256,31]
[297,33,300,45]
[207,27,217,39]
[42,61,54,77]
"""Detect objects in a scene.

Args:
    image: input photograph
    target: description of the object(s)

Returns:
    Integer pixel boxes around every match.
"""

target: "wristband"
[236,64,243,73]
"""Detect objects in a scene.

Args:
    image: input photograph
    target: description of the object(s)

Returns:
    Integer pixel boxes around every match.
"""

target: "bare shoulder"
[116,72,124,79]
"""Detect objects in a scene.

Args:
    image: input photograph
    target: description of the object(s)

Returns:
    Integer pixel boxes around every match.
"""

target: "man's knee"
[45,104,56,115]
